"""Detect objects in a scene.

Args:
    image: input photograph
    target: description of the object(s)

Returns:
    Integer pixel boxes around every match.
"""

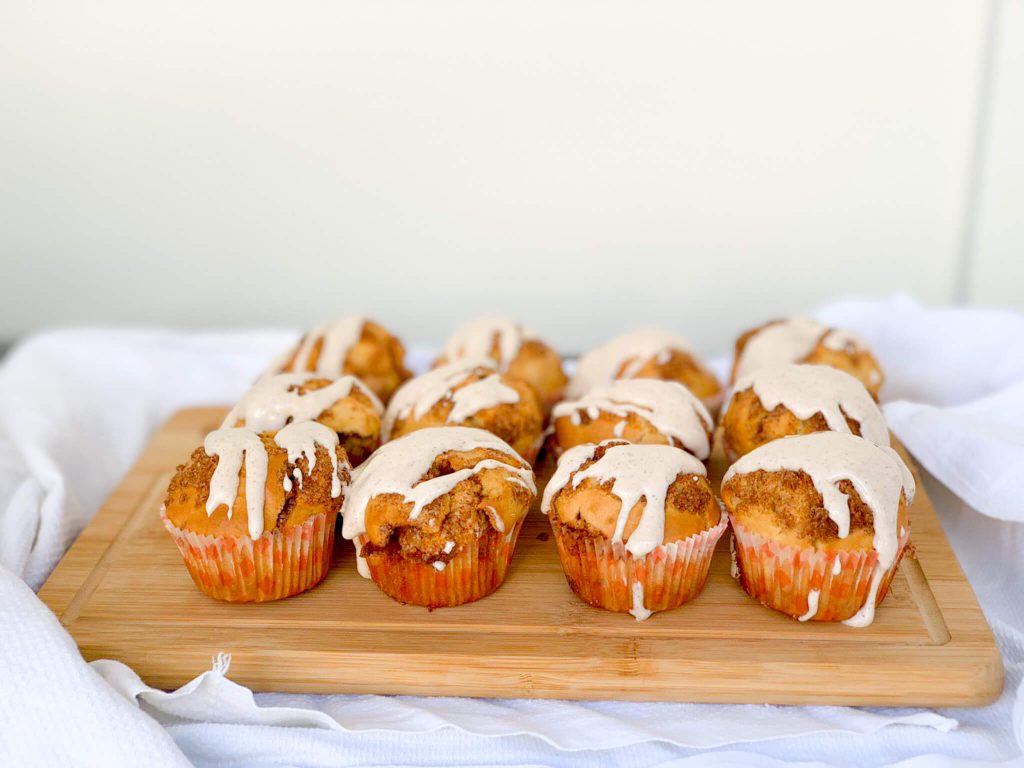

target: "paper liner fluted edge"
[162,510,336,602]
[730,517,910,622]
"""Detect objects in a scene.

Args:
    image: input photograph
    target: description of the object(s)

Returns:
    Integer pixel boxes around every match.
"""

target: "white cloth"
[0,296,1022,768]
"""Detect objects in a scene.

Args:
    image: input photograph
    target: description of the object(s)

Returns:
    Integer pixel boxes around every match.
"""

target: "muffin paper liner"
[162,510,336,602]
[549,512,728,620]
[357,517,526,608]
[730,517,910,622]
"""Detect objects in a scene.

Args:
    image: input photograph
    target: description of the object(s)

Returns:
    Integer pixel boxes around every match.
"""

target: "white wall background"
[0,1,1018,355]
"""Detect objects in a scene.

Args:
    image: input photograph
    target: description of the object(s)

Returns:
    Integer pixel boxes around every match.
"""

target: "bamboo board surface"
[39,406,1004,705]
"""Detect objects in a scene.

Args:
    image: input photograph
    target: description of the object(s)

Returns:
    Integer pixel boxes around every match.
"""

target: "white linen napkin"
[1,296,1022,768]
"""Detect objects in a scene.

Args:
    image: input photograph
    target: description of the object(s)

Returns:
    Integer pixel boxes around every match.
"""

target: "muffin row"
[161,314,910,629]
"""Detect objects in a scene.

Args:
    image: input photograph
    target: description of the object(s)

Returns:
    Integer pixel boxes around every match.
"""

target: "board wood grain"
[39,407,1004,705]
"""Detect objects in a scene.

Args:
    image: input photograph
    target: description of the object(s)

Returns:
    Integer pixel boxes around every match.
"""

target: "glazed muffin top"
[435,316,568,406]
[163,422,351,540]
[225,373,383,437]
[551,379,714,461]
[722,432,914,626]
[542,440,720,556]
[722,364,888,459]
[383,360,543,459]
[341,427,536,568]
[566,328,721,405]
[730,317,883,399]
[275,316,412,403]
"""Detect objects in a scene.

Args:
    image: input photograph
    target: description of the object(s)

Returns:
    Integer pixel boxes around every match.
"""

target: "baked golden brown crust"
[163,437,350,539]
[731,320,884,399]
[281,320,411,403]
[622,349,722,405]
[546,442,720,546]
[551,407,712,459]
[721,387,862,460]
[231,377,381,465]
[436,337,567,414]
[721,468,909,553]
[389,368,544,461]
[359,447,534,564]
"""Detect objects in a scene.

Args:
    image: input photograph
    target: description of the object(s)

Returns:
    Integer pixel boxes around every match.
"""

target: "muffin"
[341,426,536,607]
[731,317,883,399]
[225,373,383,465]
[549,379,713,463]
[567,328,722,413]
[384,360,544,463]
[274,316,411,404]
[722,364,888,461]
[162,421,351,602]
[542,440,727,620]
[435,317,567,413]
[721,431,914,625]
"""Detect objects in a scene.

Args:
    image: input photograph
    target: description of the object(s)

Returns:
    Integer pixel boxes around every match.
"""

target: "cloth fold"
[93,655,956,751]
[1,296,1022,767]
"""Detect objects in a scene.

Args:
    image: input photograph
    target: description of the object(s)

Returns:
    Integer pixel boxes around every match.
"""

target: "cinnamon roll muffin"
[542,440,727,620]
[721,364,888,461]
[436,317,567,413]
[384,360,544,463]
[721,432,913,625]
[567,328,722,413]
[225,373,383,465]
[162,422,351,602]
[341,426,536,607]
[731,317,883,399]
[275,316,411,404]
[549,379,713,463]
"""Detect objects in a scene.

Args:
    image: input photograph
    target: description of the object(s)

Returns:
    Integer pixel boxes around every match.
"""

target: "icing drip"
[723,431,915,627]
[567,329,696,398]
[798,589,820,622]
[727,364,888,446]
[224,373,383,433]
[733,317,868,380]
[553,379,714,460]
[382,360,519,440]
[542,441,707,557]
[341,427,536,550]
[289,316,367,377]
[442,317,533,370]
[629,582,652,621]
[203,423,349,540]
[204,429,268,541]
[274,421,344,499]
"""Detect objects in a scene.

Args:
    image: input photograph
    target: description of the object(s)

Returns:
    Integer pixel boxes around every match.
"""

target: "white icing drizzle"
[734,317,869,381]
[729,534,740,580]
[224,373,383,433]
[382,360,519,440]
[542,441,707,557]
[205,429,268,541]
[629,582,652,621]
[832,557,843,576]
[798,589,820,622]
[552,379,714,460]
[274,421,345,499]
[567,329,696,398]
[203,423,348,541]
[341,426,536,555]
[727,364,889,447]
[441,317,534,370]
[287,316,367,377]
[723,431,915,627]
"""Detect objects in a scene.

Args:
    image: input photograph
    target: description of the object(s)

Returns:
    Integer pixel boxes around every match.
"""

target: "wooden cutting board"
[39,406,1004,706]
